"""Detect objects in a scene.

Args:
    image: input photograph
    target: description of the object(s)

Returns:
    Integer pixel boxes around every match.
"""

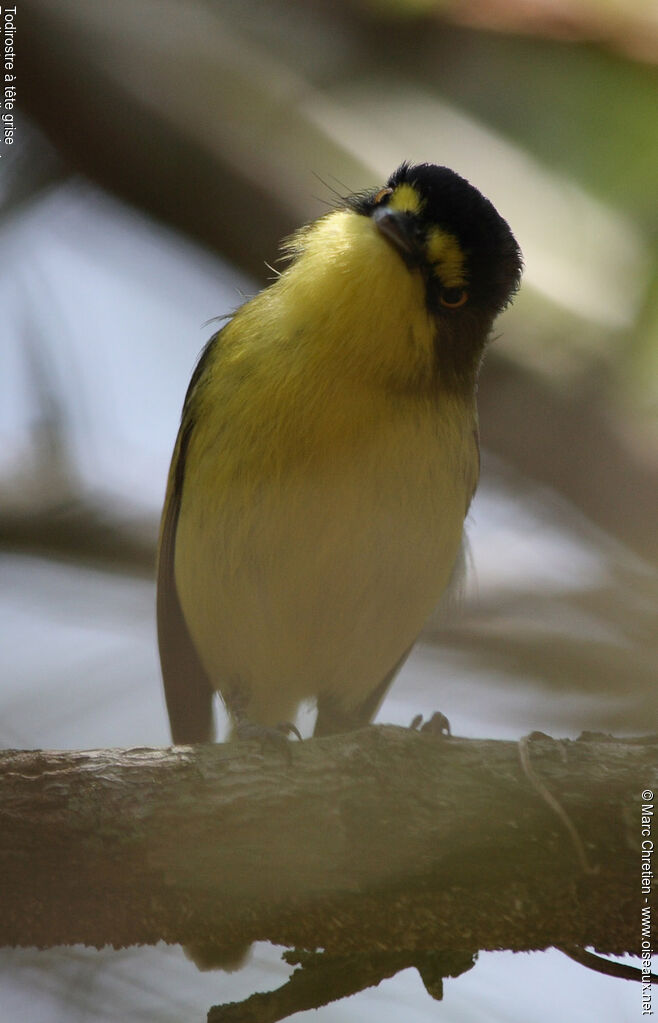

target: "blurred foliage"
[425,31,657,219]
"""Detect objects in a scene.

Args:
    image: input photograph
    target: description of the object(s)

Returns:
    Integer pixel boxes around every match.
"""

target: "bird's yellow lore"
[158,163,522,743]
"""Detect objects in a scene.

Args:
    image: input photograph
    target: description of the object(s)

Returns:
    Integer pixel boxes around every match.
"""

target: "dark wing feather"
[467,423,480,514]
[157,335,223,744]
[157,418,215,743]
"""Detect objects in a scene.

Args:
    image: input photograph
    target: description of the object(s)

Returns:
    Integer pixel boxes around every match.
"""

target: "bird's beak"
[372,206,423,268]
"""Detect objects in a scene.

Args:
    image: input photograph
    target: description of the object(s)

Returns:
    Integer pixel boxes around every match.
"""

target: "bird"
[157,161,522,747]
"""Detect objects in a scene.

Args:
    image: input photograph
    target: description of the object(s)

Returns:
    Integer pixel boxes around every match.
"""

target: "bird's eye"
[373,187,393,205]
[439,287,469,309]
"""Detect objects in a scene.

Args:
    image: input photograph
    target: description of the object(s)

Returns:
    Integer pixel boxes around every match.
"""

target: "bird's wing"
[157,419,215,743]
[467,422,480,514]
[157,340,221,744]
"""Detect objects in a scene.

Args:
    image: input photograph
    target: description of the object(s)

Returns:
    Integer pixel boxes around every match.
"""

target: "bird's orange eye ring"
[373,187,393,205]
[439,287,469,309]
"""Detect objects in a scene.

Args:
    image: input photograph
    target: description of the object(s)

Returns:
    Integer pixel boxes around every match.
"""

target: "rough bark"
[0,728,654,960]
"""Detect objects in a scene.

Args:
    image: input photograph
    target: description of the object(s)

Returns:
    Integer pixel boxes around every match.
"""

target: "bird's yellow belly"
[175,402,475,725]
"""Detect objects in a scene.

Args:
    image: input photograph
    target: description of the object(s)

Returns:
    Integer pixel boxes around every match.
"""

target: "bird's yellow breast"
[172,208,478,725]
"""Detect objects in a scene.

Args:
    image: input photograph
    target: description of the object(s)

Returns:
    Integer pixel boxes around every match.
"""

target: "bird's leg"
[224,683,302,749]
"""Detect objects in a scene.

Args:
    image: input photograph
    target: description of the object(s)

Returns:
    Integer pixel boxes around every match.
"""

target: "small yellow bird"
[157,162,522,745]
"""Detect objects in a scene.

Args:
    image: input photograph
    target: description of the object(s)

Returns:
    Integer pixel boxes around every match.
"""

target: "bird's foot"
[235,718,302,755]
[410,711,451,737]
[236,720,302,744]
[226,684,302,753]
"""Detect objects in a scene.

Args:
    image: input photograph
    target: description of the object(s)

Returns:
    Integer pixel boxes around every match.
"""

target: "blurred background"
[1,0,656,1019]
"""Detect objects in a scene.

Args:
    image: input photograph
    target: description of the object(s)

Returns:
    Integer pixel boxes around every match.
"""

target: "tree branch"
[1,728,654,960]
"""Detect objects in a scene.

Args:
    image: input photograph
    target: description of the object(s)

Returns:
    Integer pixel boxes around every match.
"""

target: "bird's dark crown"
[349,162,522,316]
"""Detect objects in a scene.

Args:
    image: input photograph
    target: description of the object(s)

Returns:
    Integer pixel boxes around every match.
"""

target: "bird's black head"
[349,162,522,320]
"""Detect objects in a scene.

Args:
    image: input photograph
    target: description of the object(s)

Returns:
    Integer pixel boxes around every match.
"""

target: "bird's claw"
[235,718,302,751]
[277,720,303,742]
